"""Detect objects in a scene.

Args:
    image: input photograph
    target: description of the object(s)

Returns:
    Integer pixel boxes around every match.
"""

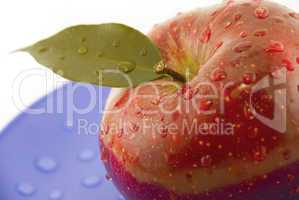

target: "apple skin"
[102,144,299,200]
[100,0,299,199]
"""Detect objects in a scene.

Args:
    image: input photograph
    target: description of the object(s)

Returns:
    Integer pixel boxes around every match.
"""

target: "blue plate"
[0,83,124,200]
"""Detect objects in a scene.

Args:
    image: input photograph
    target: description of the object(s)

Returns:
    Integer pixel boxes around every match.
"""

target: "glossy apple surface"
[100,1,299,199]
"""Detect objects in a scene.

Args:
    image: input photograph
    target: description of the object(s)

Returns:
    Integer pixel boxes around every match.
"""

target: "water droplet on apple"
[129,122,139,132]
[185,172,193,181]
[77,46,88,55]
[265,40,284,53]
[233,41,252,53]
[287,174,295,182]
[160,126,169,138]
[215,41,223,50]
[225,21,232,29]
[199,99,213,111]
[283,149,291,160]
[289,12,299,19]
[272,16,284,23]
[183,88,197,100]
[254,7,269,19]
[296,57,299,64]
[101,148,109,162]
[253,146,267,162]
[115,128,123,138]
[151,97,161,105]
[105,174,112,181]
[248,127,259,139]
[242,72,256,84]
[200,155,212,168]
[200,26,212,43]
[282,59,294,71]
[234,13,242,21]
[101,124,110,135]
[239,31,248,38]
[254,29,267,37]
[118,61,136,73]
[210,68,227,81]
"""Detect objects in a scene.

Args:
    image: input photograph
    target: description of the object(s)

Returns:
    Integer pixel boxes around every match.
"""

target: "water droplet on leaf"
[78,46,88,55]
[81,37,87,42]
[112,40,120,48]
[97,51,104,57]
[154,61,166,73]
[38,47,49,53]
[118,61,136,73]
[140,48,148,56]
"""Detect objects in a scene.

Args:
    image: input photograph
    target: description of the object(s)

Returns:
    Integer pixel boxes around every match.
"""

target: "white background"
[0,0,298,130]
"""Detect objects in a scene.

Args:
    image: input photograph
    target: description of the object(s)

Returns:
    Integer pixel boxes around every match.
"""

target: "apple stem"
[162,68,187,83]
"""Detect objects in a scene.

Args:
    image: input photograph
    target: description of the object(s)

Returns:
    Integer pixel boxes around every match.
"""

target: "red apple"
[100,0,299,199]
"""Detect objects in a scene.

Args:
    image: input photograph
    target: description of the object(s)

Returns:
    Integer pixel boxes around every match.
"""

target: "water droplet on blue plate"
[49,189,64,200]
[35,156,58,173]
[78,149,95,162]
[16,182,36,196]
[81,176,103,188]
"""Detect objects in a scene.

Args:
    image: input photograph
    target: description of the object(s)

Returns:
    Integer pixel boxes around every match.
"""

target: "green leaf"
[21,23,166,87]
